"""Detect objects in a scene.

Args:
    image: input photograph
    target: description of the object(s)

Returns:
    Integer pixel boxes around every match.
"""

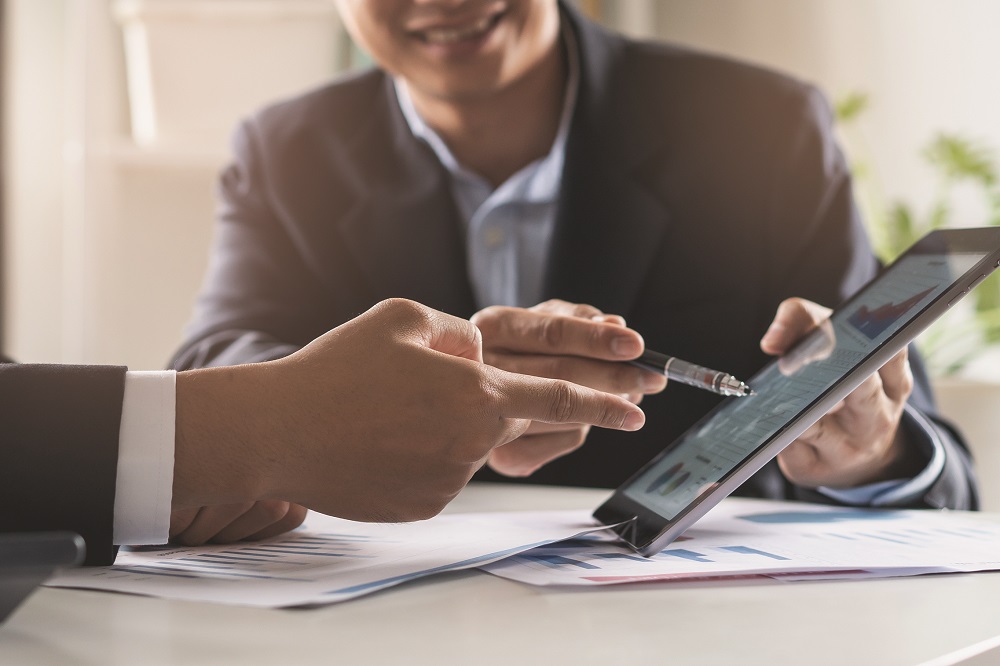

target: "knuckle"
[539,316,567,349]
[547,381,578,423]
[380,297,424,318]
[533,299,567,313]
[377,298,431,328]
[469,321,484,349]
[470,369,506,419]
[587,321,607,351]
[599,399,624,430]
[459,317,484,352]
[572,303,601,318]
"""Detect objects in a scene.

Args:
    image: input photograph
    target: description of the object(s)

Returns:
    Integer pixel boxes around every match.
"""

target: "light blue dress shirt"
[393,29,579,310]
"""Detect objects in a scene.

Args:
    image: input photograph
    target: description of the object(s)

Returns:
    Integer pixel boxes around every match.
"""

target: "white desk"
[3,483,1000,665]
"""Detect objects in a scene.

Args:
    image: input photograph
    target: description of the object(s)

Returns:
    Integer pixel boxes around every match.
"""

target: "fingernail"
[624,411,645,431]
[612,336,641,357]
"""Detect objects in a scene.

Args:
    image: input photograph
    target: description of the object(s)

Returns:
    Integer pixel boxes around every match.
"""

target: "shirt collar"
[393,21,580,204]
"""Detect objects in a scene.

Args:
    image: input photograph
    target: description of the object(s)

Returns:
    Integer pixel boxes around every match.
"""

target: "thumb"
[370,299,485,363]
[418,307,485,363]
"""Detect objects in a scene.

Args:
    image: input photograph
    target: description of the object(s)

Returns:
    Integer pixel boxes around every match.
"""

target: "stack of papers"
[482,498,1000,586]
[48,511,603,608]
[48,498,1000,608]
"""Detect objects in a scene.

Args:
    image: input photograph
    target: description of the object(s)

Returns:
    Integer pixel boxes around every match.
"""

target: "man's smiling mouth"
[411,12,503,45]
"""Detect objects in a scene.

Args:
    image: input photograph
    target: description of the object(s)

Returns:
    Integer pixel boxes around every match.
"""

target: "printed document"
[483,498,1000,586]
[48,510,604,608]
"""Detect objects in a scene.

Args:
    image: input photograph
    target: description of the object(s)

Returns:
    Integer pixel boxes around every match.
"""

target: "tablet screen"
[621,250,986,522]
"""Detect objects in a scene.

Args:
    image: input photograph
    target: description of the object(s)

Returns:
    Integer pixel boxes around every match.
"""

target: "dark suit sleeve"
[756,86,977,510]
[0,362,127,564]
[169,119,325,370]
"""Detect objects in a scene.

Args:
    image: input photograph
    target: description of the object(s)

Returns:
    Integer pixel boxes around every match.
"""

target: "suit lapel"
[546,146,670,318]
[543,7,671,318]
[334,78,477,318]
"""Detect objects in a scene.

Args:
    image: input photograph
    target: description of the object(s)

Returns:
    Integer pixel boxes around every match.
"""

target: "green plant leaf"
[924,134,997,187]
[835,92,870,124]
[835,93,1000,374]
[885,203,917,261]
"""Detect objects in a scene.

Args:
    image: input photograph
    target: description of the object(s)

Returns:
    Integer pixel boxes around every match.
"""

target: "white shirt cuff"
[113,370,176,545]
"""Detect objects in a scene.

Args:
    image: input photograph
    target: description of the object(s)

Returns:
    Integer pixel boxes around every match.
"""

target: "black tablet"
[595,228,1000,556]
[0,532,84,623]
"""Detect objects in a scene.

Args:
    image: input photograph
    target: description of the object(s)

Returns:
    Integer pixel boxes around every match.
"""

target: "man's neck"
[408,36,568,188]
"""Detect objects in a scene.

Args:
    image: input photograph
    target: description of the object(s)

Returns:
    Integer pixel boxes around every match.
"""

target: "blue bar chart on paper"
[482,498,1000,587]
[47,510,608,608]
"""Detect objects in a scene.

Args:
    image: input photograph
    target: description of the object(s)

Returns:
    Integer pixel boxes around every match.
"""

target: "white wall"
[2,0,341,368]
[3,0,214,368]
[654,0,1000,234]
[3,0,71,361]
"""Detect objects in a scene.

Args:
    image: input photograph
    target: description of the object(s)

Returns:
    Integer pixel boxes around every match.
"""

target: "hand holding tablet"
[596,228,1000,556]
[764,299,918,490]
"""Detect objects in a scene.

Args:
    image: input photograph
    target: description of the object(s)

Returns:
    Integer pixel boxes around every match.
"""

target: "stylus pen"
[629,350,755,398]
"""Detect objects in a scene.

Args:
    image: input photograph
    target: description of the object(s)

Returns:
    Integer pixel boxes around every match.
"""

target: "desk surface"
[3,483,1000,666]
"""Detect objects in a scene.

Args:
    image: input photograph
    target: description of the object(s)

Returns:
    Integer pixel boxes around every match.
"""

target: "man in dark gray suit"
[2,300,642,564]
[172,0,976,514]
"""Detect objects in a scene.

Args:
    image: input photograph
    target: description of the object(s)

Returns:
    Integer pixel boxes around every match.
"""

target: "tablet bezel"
[594,227,1000,556]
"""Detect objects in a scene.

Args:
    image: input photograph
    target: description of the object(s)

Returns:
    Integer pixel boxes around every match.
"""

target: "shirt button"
[485,227,505,248]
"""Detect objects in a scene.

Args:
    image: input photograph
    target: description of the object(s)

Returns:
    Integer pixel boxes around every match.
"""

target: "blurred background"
[5,0,1000,368]
[3,0,1000,501]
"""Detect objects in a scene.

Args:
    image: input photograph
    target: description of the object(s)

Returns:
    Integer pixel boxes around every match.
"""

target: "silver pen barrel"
[664,358,731,394]
[631,350,755,398]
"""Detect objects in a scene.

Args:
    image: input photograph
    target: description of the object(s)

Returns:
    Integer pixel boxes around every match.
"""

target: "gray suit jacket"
[172,5,977,509]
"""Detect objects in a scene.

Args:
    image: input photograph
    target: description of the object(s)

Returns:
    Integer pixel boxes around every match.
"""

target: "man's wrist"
[173,365,274,509]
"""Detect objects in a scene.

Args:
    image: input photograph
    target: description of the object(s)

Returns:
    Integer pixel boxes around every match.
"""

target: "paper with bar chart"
[481,498,1000,587]
[46,510,605,608]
